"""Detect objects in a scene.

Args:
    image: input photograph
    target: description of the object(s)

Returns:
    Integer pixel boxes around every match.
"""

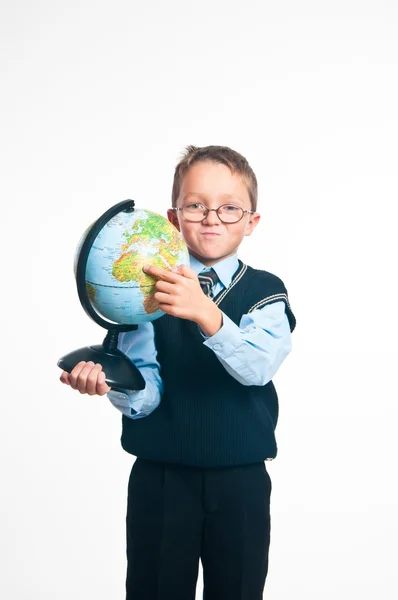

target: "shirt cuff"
[202,311,246,358]
[107,384,160,419]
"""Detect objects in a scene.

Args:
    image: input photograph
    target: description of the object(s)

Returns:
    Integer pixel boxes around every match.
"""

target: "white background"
[1,1,397,598]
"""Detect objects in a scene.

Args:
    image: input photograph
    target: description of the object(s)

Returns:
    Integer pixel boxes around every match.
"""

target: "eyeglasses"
[171,203,254,224]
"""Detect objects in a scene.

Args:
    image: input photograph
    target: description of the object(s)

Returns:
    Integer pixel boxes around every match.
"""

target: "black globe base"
[57,339,145,391]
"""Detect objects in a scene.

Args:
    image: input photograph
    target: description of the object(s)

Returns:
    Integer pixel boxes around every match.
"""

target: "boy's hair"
[172,145,258,211]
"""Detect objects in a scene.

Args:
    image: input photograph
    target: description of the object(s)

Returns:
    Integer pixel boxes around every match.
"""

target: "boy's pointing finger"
[173,264,198,280]
[143,265,180,282]
[143,264,200,284]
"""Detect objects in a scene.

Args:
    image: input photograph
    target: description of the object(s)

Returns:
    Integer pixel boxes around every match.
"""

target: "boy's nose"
[203,209,221,225]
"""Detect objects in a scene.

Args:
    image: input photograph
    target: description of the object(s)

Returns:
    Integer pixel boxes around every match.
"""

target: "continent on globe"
[86,283,97,303]
[112,215,186,315]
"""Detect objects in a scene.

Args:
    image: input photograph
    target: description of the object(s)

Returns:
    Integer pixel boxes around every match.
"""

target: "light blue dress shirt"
[107,254,292,418]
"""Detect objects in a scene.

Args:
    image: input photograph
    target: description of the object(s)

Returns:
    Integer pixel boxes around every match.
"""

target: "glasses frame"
[171,203,255,224]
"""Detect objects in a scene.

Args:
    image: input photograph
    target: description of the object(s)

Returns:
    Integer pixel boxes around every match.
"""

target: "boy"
[60,145,296,599]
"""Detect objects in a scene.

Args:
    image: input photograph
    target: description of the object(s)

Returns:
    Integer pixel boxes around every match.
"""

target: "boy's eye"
[186,203,205,211]
[221,204,241,212]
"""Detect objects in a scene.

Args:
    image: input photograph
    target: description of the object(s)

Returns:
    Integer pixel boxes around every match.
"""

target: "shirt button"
[213,343,221,350]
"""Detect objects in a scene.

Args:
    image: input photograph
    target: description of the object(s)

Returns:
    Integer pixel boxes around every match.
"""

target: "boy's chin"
[189,248,233,266]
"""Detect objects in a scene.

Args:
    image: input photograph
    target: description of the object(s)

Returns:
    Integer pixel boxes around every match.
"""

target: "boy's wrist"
[195,300,223,337]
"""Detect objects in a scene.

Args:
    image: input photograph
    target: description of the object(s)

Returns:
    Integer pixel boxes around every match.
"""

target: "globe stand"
[57,330,145,390]
[57,199,146,391]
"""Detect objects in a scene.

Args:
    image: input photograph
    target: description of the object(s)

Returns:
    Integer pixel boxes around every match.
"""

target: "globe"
[58,200,189,390]
[76,206,189,325]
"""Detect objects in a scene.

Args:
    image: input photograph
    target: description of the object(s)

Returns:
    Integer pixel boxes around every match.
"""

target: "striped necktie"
[198,268,219,299]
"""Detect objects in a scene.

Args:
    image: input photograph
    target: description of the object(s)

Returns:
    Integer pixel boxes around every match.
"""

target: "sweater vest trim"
[214,262,247,306]
[249,292,292,313]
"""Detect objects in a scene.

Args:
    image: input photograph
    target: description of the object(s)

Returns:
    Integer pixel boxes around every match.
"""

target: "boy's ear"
[167,208,180,231]
[244,212,261,236]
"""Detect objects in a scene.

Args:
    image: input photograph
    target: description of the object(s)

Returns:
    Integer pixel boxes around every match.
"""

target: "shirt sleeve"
[107,323,163,419]
[202,300,292,386]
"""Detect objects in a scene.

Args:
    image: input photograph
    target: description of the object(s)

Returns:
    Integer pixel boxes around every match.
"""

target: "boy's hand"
[60,361,111,396]
[143,264,223,336]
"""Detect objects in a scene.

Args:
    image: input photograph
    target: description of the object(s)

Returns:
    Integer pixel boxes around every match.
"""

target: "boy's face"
[167,162,260,266]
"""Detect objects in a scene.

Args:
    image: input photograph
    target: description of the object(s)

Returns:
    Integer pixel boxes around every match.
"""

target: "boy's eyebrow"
[182,192,245,205]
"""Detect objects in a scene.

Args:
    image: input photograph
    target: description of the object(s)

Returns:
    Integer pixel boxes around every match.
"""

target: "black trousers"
[126,458,272,600]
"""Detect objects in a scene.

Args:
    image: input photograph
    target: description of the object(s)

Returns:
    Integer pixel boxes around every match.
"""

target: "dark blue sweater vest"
[121,261,296,467]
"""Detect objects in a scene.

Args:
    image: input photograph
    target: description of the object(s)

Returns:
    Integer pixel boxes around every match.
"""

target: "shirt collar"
[189,253,239,289]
